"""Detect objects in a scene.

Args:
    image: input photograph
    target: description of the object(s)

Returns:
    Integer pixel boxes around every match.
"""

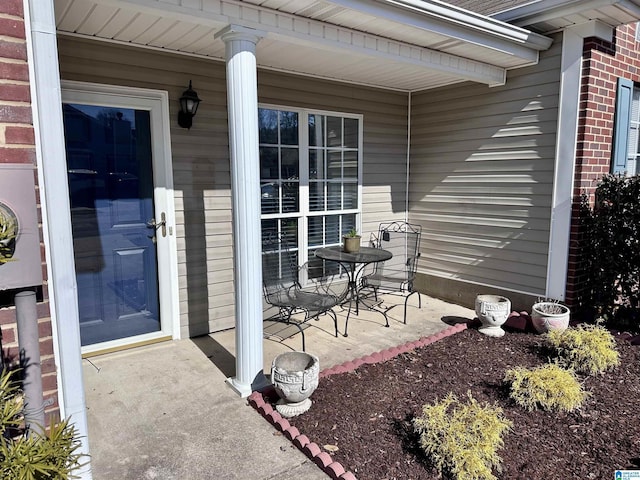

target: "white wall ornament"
[0,164,43,290]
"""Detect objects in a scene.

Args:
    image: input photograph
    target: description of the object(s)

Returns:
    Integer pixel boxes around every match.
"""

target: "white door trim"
[61,81,180,353]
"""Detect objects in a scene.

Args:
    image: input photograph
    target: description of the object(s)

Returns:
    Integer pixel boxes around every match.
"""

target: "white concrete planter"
[475,294,510,337]
[531,302,570,334]
[271,352,319,417]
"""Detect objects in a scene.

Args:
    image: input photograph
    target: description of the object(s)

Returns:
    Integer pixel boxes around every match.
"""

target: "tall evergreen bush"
[579,174,640,331]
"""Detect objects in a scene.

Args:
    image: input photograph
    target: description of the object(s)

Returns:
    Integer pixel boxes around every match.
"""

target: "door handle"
[146,212,167,237]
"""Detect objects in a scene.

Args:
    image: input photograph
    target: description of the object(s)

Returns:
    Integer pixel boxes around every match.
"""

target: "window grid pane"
[259,109,301,215]
[261,108,360,283]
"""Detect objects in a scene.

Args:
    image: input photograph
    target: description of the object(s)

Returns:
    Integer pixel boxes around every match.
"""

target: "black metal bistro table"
[314,246,392,336]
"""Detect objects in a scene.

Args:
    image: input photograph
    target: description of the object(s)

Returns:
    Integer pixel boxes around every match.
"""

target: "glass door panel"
[63,103,161,346]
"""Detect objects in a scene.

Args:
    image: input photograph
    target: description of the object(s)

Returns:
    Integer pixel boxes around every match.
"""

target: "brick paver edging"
[247,322,469,480]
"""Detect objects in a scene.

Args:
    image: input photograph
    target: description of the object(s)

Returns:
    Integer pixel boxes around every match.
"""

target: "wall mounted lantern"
[178,80,201,129]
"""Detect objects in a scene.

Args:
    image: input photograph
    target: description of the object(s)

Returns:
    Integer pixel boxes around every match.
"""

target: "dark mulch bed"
[287,326,640,479]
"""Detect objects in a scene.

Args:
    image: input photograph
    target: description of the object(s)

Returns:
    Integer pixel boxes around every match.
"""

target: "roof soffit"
[54,0,552,90]
[494,0,640,32]
[442,0,534,16]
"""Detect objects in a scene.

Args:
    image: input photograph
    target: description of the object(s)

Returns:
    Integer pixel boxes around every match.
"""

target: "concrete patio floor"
[82,294,474,479]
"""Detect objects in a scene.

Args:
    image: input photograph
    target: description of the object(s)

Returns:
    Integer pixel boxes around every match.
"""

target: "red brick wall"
[0,0,60,423]
[566,24,638,308]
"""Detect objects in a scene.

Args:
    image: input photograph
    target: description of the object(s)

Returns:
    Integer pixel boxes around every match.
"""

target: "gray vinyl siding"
[409,35,562,296]
[57,37,408,337]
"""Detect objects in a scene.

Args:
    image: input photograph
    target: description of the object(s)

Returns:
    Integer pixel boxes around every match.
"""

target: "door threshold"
[82,335,173,359]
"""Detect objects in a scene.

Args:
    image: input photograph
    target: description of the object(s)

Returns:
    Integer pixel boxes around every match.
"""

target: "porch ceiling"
[54,0,552,92]
[495,0,640,34]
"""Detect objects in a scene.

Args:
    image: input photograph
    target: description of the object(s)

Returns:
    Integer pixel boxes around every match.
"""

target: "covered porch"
[29,0,559,477]
[47,0,552,390]
[81,293,475,479]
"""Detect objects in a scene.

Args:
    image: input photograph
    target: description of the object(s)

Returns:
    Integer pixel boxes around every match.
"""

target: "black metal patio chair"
[262,232,346,351]
[360,221,422,324]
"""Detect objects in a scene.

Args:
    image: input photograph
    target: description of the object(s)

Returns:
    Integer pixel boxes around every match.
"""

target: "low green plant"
[413,391,512,480]
[0,369,85,479]
[0,368,23,436]
[344,228,359,238]
[0,203,18,265]
[504,364,587,412]
[545,324,620,375]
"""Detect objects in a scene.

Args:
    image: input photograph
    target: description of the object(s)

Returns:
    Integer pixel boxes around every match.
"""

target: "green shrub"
[0,369,85,479]
[413,391,512,480]
[578,174,640,331]
[504,364,587,412]
[0,368,23,437]
[545,324,620,375]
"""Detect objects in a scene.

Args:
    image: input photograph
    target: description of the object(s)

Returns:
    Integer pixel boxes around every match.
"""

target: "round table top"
[314,245,392,264]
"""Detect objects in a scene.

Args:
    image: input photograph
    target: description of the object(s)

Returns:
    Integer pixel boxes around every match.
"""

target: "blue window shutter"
[612,77,633,174]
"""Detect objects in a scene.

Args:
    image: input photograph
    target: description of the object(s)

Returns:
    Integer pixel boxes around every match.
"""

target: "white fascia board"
[327,0,552,59]
[25,0,92,477]
[90,0,507,85]
[496,0,640,27]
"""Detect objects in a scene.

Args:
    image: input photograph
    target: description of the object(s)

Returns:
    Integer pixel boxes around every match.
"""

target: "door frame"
[61,80,180,354]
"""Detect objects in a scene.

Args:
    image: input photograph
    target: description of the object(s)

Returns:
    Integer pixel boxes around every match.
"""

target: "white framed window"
[613,78,639,176]
[626,87,640,175]
[259,106,363,282]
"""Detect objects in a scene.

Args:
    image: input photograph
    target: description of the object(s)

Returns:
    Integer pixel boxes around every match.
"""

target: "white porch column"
[546,20,613,300]
[216,25,269,397]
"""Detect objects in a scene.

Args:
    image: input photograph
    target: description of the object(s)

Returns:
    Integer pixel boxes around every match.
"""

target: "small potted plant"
[0,201,18,265]
[531,298,570,333]
[342,228,361,253]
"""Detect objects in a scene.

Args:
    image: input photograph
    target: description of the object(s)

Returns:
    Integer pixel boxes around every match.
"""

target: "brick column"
[566,24,639,309]
[0,0,59,423]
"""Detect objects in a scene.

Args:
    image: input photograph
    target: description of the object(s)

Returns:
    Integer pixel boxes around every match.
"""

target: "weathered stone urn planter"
[531,301,570,333]
[475,294,510,337]
[271,352,319,418]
